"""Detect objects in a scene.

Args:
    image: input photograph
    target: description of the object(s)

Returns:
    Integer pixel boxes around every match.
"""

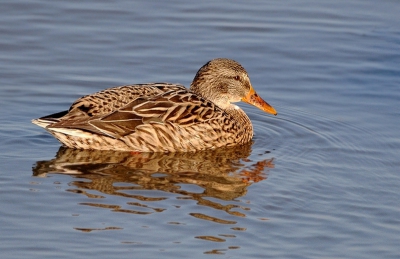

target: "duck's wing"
[68,83,186,117]
[47,89,227,139]
[32,83,186,128]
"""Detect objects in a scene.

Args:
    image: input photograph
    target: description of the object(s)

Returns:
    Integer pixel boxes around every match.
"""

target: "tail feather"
[32,110,69,128]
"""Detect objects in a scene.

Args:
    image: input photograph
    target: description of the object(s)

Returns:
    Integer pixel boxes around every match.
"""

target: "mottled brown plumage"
[32,58,277,152]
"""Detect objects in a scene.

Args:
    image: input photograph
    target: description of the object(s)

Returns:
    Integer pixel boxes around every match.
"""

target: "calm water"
[1,0,399,258]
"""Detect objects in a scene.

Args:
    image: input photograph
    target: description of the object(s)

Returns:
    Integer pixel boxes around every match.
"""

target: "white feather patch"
[47,127,92,138]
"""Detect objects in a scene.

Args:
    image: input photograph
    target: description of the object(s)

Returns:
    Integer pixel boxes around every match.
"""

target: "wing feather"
[47,88,229,142]
[68,83,186,117]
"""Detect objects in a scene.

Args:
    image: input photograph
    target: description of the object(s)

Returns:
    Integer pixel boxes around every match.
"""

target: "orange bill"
[242,85,277,115]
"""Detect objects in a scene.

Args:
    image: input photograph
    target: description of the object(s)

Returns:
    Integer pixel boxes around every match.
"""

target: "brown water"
[1,0,399,258]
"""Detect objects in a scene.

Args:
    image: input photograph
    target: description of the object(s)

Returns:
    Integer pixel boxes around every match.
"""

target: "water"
[1,0,399,258]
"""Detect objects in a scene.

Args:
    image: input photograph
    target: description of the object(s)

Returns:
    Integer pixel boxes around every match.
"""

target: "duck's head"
[190,58,277,115]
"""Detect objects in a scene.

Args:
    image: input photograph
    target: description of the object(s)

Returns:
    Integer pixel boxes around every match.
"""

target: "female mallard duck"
[32,58,277,152]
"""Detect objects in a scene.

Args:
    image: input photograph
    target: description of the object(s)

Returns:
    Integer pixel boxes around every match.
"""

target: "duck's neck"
[190,83,221,107]
[190,82,254,143]
[225,104,254,143]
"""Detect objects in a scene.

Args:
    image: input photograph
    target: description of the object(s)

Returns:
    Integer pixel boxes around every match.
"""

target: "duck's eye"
[234,75,241,81]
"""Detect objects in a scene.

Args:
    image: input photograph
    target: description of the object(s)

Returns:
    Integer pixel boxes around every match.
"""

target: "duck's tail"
[31,110,69,128]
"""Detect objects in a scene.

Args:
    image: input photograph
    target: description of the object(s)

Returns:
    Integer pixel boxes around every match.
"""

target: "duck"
[32,58,277,152]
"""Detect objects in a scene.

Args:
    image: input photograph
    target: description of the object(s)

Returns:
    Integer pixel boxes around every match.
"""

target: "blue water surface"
[0,0,399,258]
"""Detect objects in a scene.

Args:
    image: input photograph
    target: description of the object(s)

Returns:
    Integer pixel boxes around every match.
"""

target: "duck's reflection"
[33,143,274,219]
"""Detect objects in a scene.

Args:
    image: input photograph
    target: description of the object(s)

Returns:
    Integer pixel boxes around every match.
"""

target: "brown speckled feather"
[68,83,186,117]
[32,59,277,152]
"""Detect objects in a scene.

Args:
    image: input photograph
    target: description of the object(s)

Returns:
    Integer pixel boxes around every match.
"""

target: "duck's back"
[68,83,186,117]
